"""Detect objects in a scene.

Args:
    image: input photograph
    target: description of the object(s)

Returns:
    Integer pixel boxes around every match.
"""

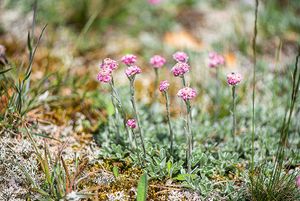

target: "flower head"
[173,51,188,63]
[100,58,118,71]
[171,62,190,77]
[97,68,112,83]
[208,52,225,68]
[125,65,142,78]
[126,119,137,129]
[296,176,300,189]
[121,54,137,66]
[227,72,242,86]
[159,80,170,92]
[150,55,166,69]
[177,87,197,101]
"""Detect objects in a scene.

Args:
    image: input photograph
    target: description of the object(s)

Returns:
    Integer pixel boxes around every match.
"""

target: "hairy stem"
[110,80,131,142]
[232,86,236,136]
[132,129,142,165]
[181,75,194,148]
[110,85,121,140]
[215,67,220,119]
[165,92,174,155]
[129,78,146,158]
[181,75,186,87]
[153,68,159,101]
[185,100,192,174]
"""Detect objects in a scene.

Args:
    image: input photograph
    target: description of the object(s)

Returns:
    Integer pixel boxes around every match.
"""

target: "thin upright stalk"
[280,52,300,147]
[231,86,236,136]
[109,80,131,142]
[131,129,142,165]
[181,75,194,149]
[181,75,186,87]
[215,67,220,119]
[269,48,300,190]
[110,84,121,140]
[153,68,159,101]
[251,0,259,177]
[25,0,37,95]
[278,51,300,163]
[185,100,192,174]
[129,78,146,158]
[164,92,174,155]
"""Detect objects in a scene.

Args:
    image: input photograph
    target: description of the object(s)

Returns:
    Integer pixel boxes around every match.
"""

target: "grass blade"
[137,173,148,201]
[0,68,12,75]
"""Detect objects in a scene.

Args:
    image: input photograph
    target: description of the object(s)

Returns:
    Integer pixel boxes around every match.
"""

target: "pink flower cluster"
[173,51,189,63]
[125,65,142,78]
[97,58,119,83]
[227,72,242,86]
[101,58,119,71]
[208,52,225,68]
[126,119,137,129]
[171,62,190,77]
[150,55,166,69]
[159,80,169,92]
[121,54,137,66]
[97,68,112,83]
[177,87,197,101]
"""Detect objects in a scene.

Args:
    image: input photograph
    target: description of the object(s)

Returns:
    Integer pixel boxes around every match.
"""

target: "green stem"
[110,80,131,142]
[232,86,236,136]
[181,75,194,148]
[181,75,186,87]
[132,129,142,165]
[110,89,120,140]
[251,0,259,179]
[129,78,146,158]
[215,67,220,119]
[270,50,300,191]
[153,68,159,101]
[185,100,192,174]
[273,49,300,185]
[109,80,121,140]
[165,92,174,155]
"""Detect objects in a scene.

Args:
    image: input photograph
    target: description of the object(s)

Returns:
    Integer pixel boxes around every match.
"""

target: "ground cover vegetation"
[0,0,300,200]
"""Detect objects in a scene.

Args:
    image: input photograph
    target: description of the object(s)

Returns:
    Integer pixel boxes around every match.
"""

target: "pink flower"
[125,65,142,78]
[227,72,242,86]
[208,52,225,68]
[177,87,197,101]
[148,0,161,5]
[171,62,190,77]
[296,176,300,189]
[173,51,188,63]
[150,55,166,69]
[126,119,137,129]
[159,80,170,92]
[97,68,112,83]
[121,54,137,66]
[101,58,118,71]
